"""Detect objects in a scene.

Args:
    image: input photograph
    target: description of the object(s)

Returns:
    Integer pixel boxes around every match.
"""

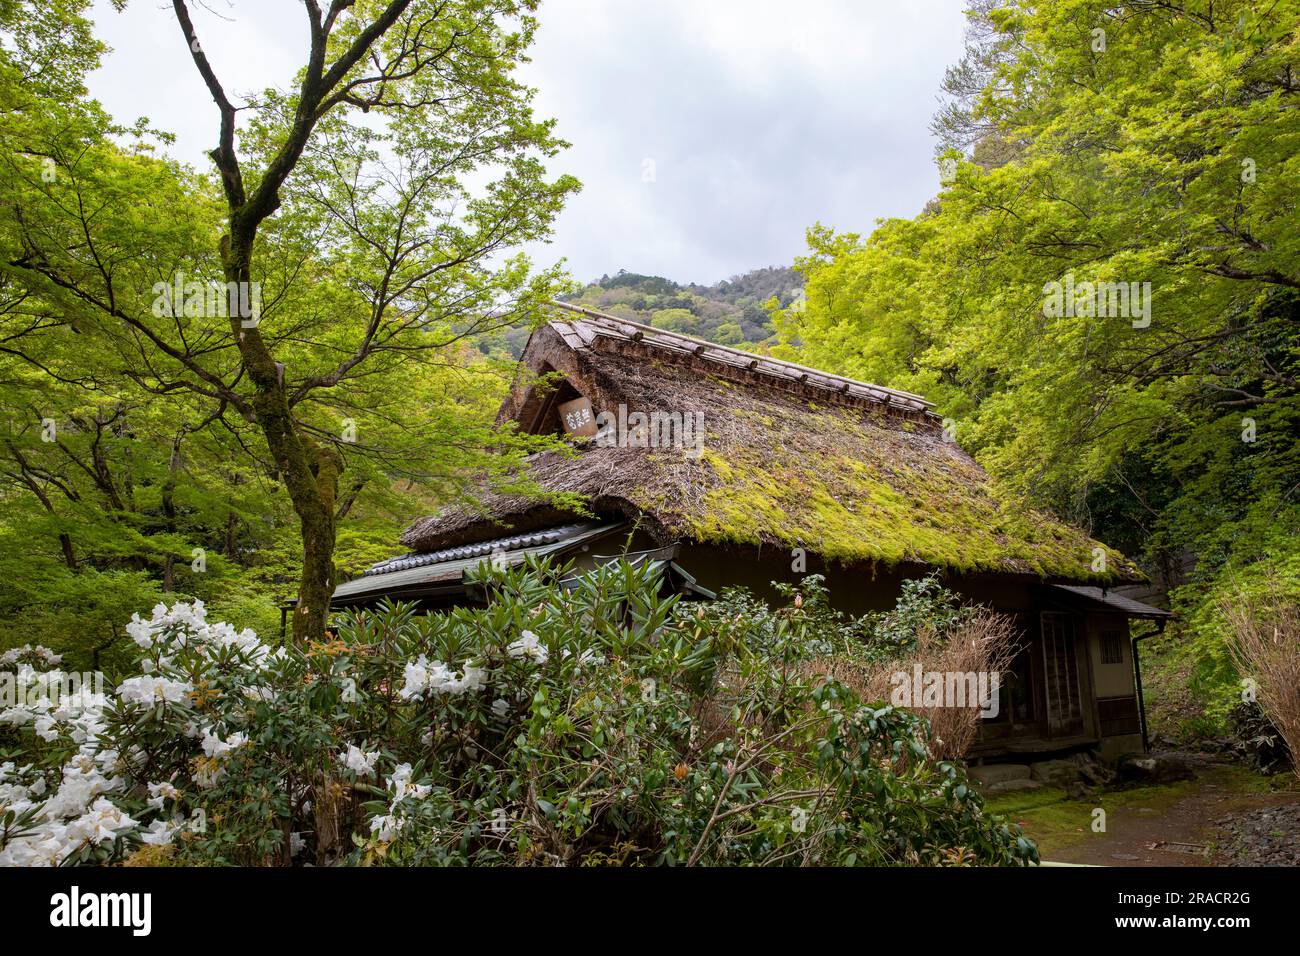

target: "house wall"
[1083,614,1144,758]
[668,543,1147,762]
[1085,614,1136,698]
[670,543,1045,615]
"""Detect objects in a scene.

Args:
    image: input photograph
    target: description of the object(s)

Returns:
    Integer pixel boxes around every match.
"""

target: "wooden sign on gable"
[558,396,598,437]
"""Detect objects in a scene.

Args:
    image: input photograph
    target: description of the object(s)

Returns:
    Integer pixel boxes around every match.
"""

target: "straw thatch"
[401,304,1142,584]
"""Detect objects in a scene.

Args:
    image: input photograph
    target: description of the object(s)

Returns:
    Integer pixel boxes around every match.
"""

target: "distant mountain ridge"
[474,266,803,358]
[561,266,803,346]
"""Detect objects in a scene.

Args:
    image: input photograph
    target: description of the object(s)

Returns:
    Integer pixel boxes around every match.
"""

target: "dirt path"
[1003,762,1300,867]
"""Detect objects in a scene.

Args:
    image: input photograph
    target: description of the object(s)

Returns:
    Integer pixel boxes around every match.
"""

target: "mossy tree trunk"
[221,233,343,642]
[174,0,413,640]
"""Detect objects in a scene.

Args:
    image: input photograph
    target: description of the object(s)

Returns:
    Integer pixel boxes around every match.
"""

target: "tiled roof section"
[542,301,934,415]
[1050,585,1173,619]
[331,521,619,604]
[363,521,603,577]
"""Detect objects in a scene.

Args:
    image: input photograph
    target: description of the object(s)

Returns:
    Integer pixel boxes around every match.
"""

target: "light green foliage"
[648,307,700,334]
[775,0,1300,736]
[0,0,576,650]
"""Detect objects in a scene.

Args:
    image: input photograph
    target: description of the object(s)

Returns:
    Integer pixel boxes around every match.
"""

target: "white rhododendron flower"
[0,704,33,725]
[399,658,431,699]
[460,665,488,693]
[399,655,488,699]
[192,761,225,790]
[126,615,158,650]
[66,797,138,846]
[340,745,379,775]
[201,729,248,759]
[33,715,60,741]
[562,646,604,667]
[387,763,431,801]
[369,813,403,843]
[362,763,435,845]
[0,644,63,667]
[0,833,69,867]
[127,601,271,667]
[41,760,121,820]
[147,781,180,810]
[117,675,194,706]
[139,818,181,846]
[507,630,548,663]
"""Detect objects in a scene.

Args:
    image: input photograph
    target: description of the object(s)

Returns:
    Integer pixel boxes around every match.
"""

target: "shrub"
[1226,701,1292,775]
[860,573,979,659]
[1223,574,1300,782]
[812,611,1017,763]
[0,559,1036,866]
[803,573,1018,761]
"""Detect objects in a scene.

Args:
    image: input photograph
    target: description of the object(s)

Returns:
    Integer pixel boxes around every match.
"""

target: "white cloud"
[83,0,969,285]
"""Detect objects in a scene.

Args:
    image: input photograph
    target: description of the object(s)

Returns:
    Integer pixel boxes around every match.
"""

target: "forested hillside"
[475,267,802,357]
[566,267,802,345]
[473,266,804,358]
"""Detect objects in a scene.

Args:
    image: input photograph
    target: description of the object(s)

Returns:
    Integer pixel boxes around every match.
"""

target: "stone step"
[983,778,1044,795]
[969,762,1032,786]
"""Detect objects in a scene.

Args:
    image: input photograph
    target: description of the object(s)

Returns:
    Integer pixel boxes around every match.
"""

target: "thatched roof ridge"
[536,301,936,416]
[401,310,1143,585]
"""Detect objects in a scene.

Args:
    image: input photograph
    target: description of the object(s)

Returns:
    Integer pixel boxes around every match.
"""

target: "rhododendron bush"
[0,559,1037,866]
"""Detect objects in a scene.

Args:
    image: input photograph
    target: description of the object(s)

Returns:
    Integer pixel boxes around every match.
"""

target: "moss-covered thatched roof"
[401,304,1143,584]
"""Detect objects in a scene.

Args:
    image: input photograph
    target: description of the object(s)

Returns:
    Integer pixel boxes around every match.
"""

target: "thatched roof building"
[397,301,1140,584]
[333,302,1169,763]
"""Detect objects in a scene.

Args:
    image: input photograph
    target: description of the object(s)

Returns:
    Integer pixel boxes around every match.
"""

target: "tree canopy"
[774,0,1300,732]
[0,0,577,647]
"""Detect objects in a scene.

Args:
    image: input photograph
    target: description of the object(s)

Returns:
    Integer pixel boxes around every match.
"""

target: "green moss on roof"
[686,437,1129,580]
[403,344,1142,584]
[684,404,1137,579]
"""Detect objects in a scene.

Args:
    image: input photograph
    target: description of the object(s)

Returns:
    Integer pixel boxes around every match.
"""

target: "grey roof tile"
[1050,584,1173,618]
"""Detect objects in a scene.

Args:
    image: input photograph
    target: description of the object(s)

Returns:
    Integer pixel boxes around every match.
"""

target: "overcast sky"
[86,0,968,286]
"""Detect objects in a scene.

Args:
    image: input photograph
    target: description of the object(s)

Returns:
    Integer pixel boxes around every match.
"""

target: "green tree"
[648,307,699,335]
[0,0,579,642]
[775,0,1300,732]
